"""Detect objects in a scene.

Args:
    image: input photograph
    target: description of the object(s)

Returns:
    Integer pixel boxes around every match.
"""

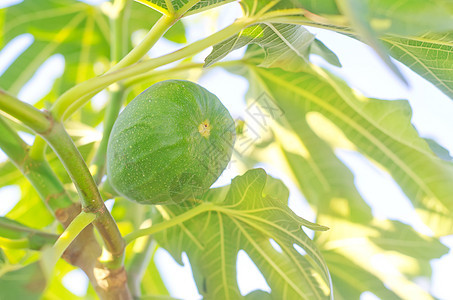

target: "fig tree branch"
[123,60,242,87]
[109,14,178,73]
[0,92,125,269]
[0,105,127,299]
[0,89,51,133]
[123,62,204,87]
[109,0,129,66]
[109,0,199,73]
[0,115,74,213]
[28,1,177,162]
[28,136,48,161]
[51,18,254,120]
[43,120,126,268]
[60,3,300,122]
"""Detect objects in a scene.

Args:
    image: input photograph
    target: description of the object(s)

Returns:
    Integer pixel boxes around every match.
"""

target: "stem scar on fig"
[198,120,211,138]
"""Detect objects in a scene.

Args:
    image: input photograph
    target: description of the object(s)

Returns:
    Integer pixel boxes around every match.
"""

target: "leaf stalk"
[0,89,51,133]
[51,18,253,120]
[42,211,96,277]
[0,217,59,250]
[109,14,178,73]
[124,203,213,244]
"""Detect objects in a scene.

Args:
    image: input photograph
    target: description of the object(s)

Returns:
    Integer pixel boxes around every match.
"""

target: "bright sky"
[0,1,452,299]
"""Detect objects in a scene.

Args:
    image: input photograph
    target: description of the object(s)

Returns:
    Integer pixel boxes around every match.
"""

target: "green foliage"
[0,0,110,95]
[0,0,451,299]
[243,66,453,236]
[153,169,330,299]
[134,0,235,16]
[0,261,47,300]
[207,23,320,71]
[129,1,187,44]
[382,33,453,98]
[340,0,453,36]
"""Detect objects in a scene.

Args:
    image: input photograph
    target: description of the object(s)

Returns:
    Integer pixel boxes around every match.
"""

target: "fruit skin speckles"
[106,80,235,205]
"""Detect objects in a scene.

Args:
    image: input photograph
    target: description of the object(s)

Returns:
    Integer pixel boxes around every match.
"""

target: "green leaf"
[290,0,453,35]
[259,119,374,223]
[256,1,452,90]
[129,1,186,44]
[370,220,448,262]
[260,18,451,98]
[244,65,453,236]
[424,138,453,161]
[358,0,453,36]
[205,23,315,71]
[242,0,452,35]
[0,0,110,95]
[318,217,447,299]
[340,0,453,87]
[0,162,24,188]
[244,290,272,300]
[44,261,86,300]
[6,183,54,229]
[382,32,453,99]
[141,251,170,297]
[154,169,331,299]
[293,0,340,15]
[133,0,235,16]
[335,0,407,84]
[0,249,5,265]
[233,85,446,297]
[309,39,342,67]
[0,261,47,300]
[240,0,340,15]
[339,0,453,85]
[323,251,399,300]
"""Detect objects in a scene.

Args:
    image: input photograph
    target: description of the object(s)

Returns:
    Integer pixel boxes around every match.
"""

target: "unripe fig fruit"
[107,80,235,205]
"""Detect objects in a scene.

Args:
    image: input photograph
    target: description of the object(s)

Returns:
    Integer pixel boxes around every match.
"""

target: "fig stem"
[0,115,74,212]
[108,0,200,73]
[123,62,204,87]
[29,136,47,161]
[0,89,51,133]
[43,119,126,269]
[108,14,178,73]
[123,60,241,87]
[56,8,180,122]
[43,211,96,277]
[51,18,253,120]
